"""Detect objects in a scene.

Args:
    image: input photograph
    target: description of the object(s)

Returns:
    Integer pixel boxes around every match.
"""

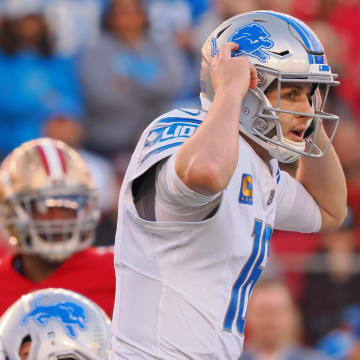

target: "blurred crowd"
[0,0,360,358]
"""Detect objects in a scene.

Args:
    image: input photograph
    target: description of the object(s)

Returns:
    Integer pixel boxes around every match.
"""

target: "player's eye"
[282,89,297,100]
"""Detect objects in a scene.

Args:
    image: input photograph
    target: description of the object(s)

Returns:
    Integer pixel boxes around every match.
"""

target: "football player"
[0,288,111,359]
[0,138,115,317]
[110,10,347,359]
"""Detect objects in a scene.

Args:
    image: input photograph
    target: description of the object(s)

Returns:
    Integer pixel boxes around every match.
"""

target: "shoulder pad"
[133,108,205,177]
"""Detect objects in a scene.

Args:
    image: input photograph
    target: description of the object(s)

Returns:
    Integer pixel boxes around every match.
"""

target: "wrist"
[214,86,246,107]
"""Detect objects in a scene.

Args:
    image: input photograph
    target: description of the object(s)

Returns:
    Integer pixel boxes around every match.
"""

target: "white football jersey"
[110,108,321,359]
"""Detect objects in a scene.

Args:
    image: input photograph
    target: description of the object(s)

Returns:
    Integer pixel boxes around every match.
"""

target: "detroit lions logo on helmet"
[21,296,87,338]
[229,23,274,62]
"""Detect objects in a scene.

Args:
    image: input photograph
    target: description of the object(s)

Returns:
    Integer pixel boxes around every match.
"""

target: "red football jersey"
[0,247,115,318]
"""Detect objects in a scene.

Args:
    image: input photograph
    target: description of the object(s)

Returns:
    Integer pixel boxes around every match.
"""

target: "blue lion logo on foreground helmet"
[21,296,87,338]
[229,23,274,62]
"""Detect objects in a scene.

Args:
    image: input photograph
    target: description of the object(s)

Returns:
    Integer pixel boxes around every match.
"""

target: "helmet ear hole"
[240,89,277,136]
[240,90,263,133]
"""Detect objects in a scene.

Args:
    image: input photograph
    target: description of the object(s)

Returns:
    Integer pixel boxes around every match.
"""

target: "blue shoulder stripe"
[141,142,184,164]
[139,115,202,165]
[177,109,201,117]
[157,116,202,125]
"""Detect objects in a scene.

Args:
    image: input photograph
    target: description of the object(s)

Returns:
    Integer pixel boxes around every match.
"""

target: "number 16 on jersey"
[223,219,273,334]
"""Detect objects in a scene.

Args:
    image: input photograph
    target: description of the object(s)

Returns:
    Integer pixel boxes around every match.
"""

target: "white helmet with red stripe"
[0,138,100,262]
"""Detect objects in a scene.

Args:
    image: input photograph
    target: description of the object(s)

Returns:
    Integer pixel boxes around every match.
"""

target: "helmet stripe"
[279,14,325,65]
[36,145,50,175]
[259,11,315,64]
[37,142,65,179]
[297,21,323,52]
[56,147,67,174]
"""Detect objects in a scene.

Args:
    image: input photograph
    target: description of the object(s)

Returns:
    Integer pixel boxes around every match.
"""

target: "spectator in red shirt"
[0,138,115,317]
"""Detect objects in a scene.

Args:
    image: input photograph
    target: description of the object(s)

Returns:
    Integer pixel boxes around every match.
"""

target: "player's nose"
[296,96,313,121]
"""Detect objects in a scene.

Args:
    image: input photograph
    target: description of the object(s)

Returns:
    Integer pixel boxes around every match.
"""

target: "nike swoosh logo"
[178,109,201,117]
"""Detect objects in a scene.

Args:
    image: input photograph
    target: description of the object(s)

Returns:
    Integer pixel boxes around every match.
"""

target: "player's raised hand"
[210,42,258,99]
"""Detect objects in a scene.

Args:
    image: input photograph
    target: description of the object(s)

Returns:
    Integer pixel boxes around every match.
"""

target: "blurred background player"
[0,288,111,360]
[0,138,115,317]
[240,279,329,360]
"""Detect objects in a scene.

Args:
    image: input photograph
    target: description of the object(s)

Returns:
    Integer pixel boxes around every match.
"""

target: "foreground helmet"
[0,288,111,360]
[200,10,340,163]
[0,138,100,262]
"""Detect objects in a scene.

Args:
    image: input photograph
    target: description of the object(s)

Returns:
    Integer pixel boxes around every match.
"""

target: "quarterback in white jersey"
[110,11,347,360]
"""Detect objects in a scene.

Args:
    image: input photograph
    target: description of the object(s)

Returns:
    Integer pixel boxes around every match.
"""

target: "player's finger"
[218,42,239,59]
[249,64,258,89]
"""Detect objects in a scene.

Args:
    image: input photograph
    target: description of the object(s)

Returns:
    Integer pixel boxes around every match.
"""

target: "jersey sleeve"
[275,170,321,233]
[154,154,222,222]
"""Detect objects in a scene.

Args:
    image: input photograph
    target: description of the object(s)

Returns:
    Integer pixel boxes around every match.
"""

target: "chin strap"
[266,116,312,163]
[268,136,303,163]
[238,117,304,163]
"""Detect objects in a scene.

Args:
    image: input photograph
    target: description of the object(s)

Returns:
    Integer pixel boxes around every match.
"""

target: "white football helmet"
[0,138,100,262]
[0,288,111,360]
[200,10,340,163]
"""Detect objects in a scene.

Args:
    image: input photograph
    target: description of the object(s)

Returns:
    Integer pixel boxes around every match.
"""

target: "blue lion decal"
[228,23,274,62]
[21,296,87,338]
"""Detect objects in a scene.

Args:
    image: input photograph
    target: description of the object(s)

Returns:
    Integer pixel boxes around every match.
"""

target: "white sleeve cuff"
[154,154,222,222]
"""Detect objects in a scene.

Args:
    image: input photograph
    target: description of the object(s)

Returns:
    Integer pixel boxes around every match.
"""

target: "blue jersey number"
[223,219,273,334]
